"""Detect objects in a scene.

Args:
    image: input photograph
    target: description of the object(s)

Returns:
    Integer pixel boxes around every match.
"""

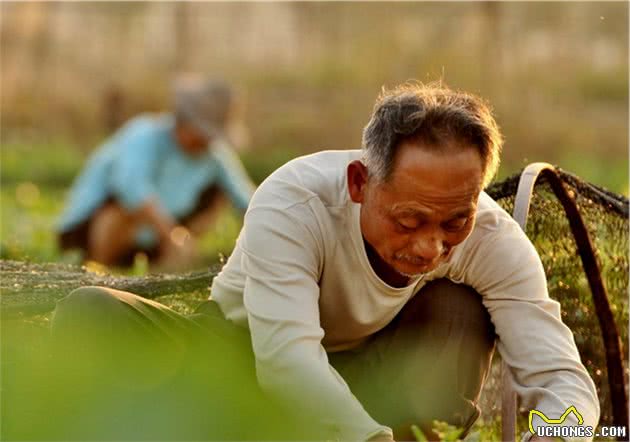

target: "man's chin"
[396,270,425,279]
[392,259,441,277]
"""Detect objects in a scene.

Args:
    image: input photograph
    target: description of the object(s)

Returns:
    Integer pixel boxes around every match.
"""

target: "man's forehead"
[381,162,482,199]
[392,137,482,170]
[384,141,483,189]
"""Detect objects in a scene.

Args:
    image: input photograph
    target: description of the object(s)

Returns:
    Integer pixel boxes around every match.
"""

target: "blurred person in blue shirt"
[57,75,255,269]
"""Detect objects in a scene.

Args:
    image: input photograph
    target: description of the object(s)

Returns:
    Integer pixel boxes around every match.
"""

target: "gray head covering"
[173,74,234,139]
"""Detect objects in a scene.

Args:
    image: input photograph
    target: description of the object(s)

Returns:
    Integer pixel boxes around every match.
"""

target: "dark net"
[482,168,629,426]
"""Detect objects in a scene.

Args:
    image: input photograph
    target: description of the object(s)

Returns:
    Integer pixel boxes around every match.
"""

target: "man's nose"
[410,234,444,262]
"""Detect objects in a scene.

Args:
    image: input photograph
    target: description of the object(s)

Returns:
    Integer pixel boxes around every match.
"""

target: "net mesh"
[1,168,628,426]
[482,168,629,426]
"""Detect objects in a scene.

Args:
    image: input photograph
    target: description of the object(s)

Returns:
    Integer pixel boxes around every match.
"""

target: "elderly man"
[51,83,598,441]
[57,75,255,268]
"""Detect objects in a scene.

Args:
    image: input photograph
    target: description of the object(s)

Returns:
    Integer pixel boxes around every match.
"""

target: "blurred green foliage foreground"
[1,161,628,439]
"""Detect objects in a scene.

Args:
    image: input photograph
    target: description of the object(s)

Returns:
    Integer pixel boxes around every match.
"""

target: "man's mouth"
[399,256,427,265]
[394,246,453,272]
[395,253,432,267]
[394,257,435,275]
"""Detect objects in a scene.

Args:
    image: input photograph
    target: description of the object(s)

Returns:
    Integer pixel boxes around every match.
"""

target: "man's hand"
[155,226,199,271]
[133,199,200,270]
[367,431,395,442]
[136,200,177,242]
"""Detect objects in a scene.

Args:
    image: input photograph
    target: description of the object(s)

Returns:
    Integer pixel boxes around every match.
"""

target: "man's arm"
[210,140,255,212]
[108,121,181,246]
[240,205,393,441]
[450,212,600,440]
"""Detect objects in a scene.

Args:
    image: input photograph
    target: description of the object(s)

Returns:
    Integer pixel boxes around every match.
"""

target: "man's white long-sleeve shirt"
[211,149,599,440]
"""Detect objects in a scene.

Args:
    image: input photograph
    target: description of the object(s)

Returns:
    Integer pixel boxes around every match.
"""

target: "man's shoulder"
[473,191,520,233]
[444,191,543,286]
[249,149,361,212]
[112,113,173,146]
[449,191,529,261]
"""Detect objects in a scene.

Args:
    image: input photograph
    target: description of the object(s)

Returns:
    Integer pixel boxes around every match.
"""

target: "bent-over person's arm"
[211,140,255,212]
[107,121,178,240]
[448,204,600,440]
[240,204,393,441]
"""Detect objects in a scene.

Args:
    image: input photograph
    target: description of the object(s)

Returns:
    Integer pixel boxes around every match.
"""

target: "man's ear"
[347,160,369,203]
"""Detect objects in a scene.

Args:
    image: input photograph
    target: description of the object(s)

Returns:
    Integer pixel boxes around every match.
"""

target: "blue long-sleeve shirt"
[58,114,254,238]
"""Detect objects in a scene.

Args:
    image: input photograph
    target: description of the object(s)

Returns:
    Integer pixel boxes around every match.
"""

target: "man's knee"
[52,286,130,334]
[88,203,138,264]
[407,279,496,402]
[57,286,122,313]
[405,279,494,337]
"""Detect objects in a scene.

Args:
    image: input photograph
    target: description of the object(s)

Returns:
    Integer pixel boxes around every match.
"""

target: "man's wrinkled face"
[353,140,484,280]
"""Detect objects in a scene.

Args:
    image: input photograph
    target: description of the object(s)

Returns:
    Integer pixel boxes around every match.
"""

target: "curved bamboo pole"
[501,163,627,441]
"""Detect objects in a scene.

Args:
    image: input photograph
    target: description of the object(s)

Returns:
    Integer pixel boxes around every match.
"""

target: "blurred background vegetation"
[1,1,627,265]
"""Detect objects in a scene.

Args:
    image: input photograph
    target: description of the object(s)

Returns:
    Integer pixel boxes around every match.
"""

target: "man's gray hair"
[173,74,234,138]
[362,82,503,188]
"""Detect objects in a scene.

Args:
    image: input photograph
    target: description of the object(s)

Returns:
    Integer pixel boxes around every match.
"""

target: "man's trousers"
[42,278,495,440]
